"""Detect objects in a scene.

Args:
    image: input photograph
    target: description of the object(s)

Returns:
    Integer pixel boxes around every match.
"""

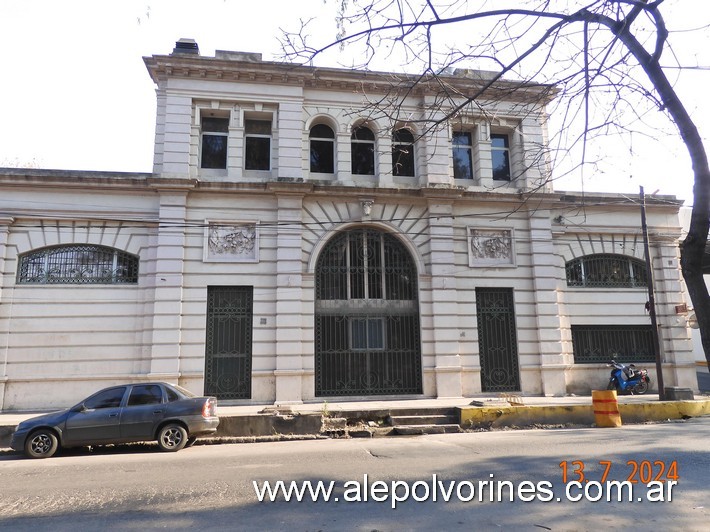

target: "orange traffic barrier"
[592,389,622,427]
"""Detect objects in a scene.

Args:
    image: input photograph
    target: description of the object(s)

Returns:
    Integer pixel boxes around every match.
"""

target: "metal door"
[205,286,253,399]
[476,287,521,392]
[315,228,422,396]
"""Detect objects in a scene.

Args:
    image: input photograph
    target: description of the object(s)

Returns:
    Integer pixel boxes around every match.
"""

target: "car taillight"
[202,399,216,418]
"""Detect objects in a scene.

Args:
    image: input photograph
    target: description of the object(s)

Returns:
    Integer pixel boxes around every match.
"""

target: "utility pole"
[640,186,665,400]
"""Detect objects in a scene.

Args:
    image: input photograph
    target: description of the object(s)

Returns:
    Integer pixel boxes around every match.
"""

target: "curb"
[458,399,710,429]
[2,399,709,450]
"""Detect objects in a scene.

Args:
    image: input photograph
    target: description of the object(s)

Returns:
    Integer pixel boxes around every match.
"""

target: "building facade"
[0,41,697,409]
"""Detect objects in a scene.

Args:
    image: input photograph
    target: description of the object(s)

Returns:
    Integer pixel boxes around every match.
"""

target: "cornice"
[143,54,557,105]
[0,168,153,191]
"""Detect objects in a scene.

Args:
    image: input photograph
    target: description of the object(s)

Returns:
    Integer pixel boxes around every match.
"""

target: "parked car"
[10,382,219,458]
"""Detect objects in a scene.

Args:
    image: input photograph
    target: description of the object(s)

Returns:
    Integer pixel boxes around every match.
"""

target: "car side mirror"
[72,403,87,413]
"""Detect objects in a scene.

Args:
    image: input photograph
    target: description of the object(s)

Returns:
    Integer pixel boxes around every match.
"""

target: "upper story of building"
[143,39,556,193]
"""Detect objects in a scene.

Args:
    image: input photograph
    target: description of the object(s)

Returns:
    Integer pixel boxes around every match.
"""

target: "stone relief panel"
[204,221,259,262]
[468,227,515,267]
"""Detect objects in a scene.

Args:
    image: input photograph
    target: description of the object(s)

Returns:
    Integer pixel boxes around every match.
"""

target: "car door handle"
[153,410,165,414]
[109,413,119,417]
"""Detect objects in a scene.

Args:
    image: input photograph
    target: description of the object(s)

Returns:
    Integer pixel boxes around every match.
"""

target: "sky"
[1,0,708,206]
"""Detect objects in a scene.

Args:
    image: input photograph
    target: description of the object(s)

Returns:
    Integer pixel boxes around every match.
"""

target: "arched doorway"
[315,227,422,396]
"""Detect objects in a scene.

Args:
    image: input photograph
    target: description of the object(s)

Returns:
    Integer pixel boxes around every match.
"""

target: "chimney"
[172,38,199,55]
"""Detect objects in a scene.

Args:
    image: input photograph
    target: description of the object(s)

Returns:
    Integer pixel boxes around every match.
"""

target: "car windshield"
[171,384,197,398]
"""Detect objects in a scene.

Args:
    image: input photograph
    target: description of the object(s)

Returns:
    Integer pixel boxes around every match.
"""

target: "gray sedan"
[10,382,219,458]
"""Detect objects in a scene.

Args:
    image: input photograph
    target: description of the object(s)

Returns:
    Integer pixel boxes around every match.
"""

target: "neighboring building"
[0,40,697,410]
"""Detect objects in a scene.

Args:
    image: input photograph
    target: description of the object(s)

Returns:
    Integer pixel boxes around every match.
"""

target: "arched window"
[565,254,647,288]
[392,128,415,177]
[310,124,335,173]
[17,245,139,284]
[351,126,375,175]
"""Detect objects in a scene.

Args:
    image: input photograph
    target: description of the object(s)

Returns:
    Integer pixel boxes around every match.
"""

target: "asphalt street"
[0,416,708,531]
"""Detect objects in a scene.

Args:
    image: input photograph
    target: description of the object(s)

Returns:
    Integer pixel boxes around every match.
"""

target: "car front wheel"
[157,423,188,452]
[25,429,59,459]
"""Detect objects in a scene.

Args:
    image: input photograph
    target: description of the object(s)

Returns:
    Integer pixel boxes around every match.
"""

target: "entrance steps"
[387,408,462,435]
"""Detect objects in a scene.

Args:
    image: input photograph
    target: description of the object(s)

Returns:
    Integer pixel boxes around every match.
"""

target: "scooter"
[606,360,651,395]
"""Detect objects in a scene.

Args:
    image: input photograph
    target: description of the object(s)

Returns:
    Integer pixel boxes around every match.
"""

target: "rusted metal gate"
[315,228,422,396]
[476,287,521,392]
[204,286,253,399]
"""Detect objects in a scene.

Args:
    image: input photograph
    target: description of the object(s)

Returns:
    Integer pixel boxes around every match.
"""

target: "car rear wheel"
[25,429,59,459]
[157,423,188,452]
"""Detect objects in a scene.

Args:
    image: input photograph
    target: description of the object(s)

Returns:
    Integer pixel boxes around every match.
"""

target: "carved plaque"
[468,228,514,266]
[205,222,258,262]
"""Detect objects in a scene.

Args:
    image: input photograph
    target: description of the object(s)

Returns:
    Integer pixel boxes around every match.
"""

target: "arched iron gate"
[315,228,422,396]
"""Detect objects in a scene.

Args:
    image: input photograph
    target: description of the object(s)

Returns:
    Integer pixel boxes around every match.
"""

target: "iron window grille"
[571,325,655,364]
[566,254,648,288]
[18,245,139,284]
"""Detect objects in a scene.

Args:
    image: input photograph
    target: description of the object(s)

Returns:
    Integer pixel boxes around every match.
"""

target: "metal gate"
[476,287,521,392]
[315,228,422,396]
[204,286,253,399]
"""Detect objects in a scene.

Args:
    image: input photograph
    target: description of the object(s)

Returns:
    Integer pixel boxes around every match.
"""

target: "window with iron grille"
[571,325,654,364]
[17,245,139,284]
[566,254,648,288]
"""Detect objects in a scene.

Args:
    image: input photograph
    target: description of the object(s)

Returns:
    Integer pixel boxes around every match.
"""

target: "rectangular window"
[392,129,415,177]
[571,325,654,364]
[453,132,473,179]
[201,116,229,169]
[491,133,511,181]
[351,318,385,350]
[244,119,272,170]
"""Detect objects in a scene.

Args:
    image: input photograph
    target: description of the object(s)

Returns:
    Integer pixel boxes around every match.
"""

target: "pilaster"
[274,192,306,403]
[0,217,13,409]
[427,201,463,398]
[529,211,566,396]
[148,189,189,379]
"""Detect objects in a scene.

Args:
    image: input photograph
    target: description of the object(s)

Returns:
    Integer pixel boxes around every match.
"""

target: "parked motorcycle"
[606,360,651,395]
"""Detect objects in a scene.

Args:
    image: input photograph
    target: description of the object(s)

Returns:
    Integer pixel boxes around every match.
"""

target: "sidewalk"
[2,387,709,449]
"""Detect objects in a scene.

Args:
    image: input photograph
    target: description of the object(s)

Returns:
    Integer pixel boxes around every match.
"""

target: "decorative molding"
[204,220,259,262]
[360,198,374,218]
[468,227,515,267]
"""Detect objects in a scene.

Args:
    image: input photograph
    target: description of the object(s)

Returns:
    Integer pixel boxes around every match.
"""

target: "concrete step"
[388,414,458,426]
[392,424,463,435]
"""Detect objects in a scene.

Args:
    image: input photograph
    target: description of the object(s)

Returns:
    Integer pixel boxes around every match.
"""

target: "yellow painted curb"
[458,399,710,428]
